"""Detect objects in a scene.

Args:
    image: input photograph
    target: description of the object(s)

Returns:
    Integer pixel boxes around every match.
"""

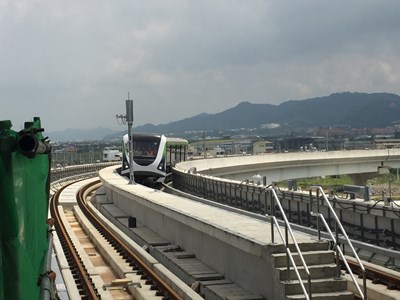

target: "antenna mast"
[126,93,135,184]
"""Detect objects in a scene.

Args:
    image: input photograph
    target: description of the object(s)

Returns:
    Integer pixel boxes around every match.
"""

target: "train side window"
[168,145,172,163]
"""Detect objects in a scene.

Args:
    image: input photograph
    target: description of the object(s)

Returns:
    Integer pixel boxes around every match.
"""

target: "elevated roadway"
[181,149,400,185]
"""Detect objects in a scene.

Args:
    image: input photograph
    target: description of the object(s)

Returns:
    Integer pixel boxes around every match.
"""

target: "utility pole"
[116,93,135,184]
[203,131,206,158]
[126,95,135,184]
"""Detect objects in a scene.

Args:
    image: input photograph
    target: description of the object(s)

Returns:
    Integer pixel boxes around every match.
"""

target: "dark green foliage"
[135,92,400,134]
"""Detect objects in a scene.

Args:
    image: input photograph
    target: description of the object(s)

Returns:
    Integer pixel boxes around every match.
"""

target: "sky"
[1,0,400,132]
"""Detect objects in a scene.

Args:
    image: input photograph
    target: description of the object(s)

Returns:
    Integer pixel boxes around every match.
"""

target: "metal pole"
[126,98,135,184]
[40,225,54,300]
[271,190,275,243]
[285,220,290,281]
[316,188,320,240]
[203,131,206,158]
[335,221,340,279]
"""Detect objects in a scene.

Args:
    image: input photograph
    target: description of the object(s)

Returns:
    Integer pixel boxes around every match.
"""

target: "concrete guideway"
[53,178,202,300]
[173,150,400,299]
[178,149,400,185]
[53,149,400,299]
[99,166,353,299]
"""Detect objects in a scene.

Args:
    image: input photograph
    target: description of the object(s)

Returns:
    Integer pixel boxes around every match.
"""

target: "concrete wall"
[172,166,400,262]
[99,166,289,299]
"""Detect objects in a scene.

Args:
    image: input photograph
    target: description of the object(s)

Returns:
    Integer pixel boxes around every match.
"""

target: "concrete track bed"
[94,186,262,299]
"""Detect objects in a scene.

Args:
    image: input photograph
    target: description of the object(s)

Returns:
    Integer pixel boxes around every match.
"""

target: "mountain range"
[48,92,400,141]
[135,92,400,133]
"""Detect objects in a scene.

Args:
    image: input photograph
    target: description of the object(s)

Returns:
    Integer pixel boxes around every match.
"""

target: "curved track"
[50,171,399,299]
[50,182,100,299]
[51,179,184,300]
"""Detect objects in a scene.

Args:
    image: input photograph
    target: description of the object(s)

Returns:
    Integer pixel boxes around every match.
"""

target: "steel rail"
[344,256,400,290]
[50,182,100,300]
[77,180,184,300]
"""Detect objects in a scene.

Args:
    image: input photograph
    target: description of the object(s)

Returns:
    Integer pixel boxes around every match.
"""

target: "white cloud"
[1,0,400,131]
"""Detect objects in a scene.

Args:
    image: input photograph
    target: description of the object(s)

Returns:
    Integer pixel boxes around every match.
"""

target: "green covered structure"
[0,117,52,300]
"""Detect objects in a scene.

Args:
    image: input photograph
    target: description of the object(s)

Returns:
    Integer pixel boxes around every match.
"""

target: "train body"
[121,133,189,185]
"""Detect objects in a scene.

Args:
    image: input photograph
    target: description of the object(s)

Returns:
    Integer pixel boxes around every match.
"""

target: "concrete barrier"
[98,166,329,299]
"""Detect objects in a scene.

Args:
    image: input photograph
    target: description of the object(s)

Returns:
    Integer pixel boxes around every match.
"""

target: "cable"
[391,200,400,208]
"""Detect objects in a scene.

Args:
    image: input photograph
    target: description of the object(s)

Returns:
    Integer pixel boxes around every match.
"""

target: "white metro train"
[121,133,189,185]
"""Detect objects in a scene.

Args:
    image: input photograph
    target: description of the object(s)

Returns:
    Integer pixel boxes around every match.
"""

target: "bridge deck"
[100,166,321,252]
[99,166,332,299]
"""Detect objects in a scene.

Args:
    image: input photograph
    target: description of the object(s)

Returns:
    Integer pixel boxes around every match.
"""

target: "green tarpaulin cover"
[0,117,50,300]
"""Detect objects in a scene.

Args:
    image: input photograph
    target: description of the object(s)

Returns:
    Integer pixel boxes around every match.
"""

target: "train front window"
[133,140,159,158]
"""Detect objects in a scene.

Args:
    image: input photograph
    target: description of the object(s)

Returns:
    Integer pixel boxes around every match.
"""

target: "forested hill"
[135,92,400,133]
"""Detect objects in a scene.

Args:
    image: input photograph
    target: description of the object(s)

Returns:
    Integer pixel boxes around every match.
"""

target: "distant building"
[253,140,274,154]
[190,138,254,156]
[373,138,400,149]
[103,147,122,161]
[208,147,225,157]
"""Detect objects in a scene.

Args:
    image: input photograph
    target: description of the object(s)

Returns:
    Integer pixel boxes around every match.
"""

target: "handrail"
[269,188,312,300]
[311,186,367,299]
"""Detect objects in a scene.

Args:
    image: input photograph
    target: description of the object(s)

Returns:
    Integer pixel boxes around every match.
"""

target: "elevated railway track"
[50,163,400,299]
[50,177,186,300]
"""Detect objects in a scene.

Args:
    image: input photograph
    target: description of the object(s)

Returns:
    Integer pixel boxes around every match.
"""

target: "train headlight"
[157,161,165,171]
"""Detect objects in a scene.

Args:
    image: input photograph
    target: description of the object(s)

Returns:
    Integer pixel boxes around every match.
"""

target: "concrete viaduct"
[97,149,400,299]
[181,149,400,186]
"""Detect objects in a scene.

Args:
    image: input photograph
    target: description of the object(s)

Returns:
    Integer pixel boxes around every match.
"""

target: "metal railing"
[311,186,367,299]
[269,187,312,300]
[171,167,393,299]
[50,162,119,182]
[172,168,373,299]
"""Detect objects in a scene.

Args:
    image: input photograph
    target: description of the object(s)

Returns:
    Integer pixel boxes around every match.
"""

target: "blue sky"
[1,0,400,131]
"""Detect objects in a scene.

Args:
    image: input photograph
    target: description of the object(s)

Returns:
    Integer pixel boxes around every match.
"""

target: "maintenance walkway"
[98,166,353,299]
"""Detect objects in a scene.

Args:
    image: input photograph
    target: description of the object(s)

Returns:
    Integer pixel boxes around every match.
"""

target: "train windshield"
[133,139,159,158]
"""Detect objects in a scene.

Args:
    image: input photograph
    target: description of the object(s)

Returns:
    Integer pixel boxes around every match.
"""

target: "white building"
[103,147,122,161]
[253,140,273,154]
